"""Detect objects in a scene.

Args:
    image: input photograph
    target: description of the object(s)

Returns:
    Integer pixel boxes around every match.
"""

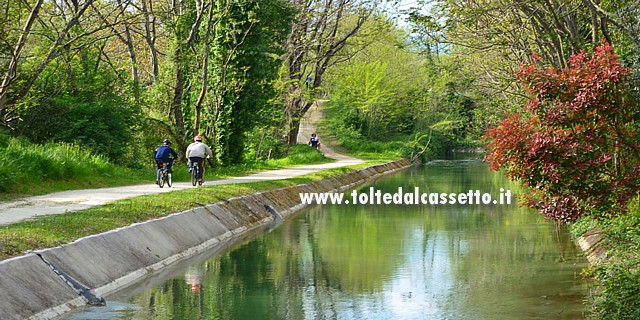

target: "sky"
[382,0,431,27]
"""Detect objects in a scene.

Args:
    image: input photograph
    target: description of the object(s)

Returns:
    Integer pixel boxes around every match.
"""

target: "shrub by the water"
[579,196,640,319]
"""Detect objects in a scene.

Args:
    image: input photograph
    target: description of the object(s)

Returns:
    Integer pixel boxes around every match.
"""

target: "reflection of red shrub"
[485,42,640,222]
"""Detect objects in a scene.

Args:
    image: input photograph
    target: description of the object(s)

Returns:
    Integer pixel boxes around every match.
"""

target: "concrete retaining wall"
[576,227,607,264]
[0,158,411,320]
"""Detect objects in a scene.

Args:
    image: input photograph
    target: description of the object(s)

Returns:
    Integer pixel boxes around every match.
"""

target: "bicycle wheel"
[199,165,204,185]
[191,167,197,186]
[197,167,203,186]
[166,172,172,187]
[156,168,163,187]
[158,174,165,188]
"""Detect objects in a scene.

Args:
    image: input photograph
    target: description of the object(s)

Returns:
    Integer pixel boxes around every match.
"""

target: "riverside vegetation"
[484,44,640,318]
[571,205,640,319]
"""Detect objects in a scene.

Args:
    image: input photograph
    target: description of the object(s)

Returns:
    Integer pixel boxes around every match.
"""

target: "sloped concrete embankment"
[0,159,411,320]
[576,228,607,264]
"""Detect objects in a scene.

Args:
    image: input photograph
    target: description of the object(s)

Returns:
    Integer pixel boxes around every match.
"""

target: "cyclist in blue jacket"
[154,139,178,173]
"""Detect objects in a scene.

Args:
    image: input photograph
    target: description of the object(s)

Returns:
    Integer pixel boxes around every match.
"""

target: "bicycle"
[189,161,203,186]
[156,162,172,188]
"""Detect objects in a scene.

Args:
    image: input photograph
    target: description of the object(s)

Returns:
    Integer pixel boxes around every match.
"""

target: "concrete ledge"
[577,227,607,264]
[0,158,411,320]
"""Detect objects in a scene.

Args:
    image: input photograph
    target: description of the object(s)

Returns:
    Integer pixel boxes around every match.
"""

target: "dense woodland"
[2,0,640,317]
[2,0,637,166]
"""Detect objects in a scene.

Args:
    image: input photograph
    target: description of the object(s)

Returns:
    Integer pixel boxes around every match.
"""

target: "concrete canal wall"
[576,228,607,264]
[0,159,411,320]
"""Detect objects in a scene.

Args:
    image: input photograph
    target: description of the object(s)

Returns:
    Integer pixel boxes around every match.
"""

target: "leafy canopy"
[485,43,640,222]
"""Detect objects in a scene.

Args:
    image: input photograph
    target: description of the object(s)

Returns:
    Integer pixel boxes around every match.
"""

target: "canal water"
[63,159,588,319]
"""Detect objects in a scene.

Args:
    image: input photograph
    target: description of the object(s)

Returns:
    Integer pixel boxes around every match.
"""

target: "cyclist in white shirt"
[186,135,214,183]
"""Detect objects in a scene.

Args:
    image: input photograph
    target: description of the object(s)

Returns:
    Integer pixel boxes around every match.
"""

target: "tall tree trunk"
[171,47,187,149]
[141,0,159,83]
[170,0,206,149]
[194,1,219,135]
[286,95,302,146]
[123,25,140,100]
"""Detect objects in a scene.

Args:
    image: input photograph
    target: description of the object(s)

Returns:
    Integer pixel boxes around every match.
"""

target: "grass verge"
[571,196,640,319]
[0,137,150,200]
[0,143,330,202]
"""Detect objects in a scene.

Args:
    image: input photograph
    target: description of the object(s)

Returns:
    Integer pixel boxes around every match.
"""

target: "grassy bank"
[315,103,481,162]
[0,135,329,201]
[0,162,378,261]
[0,136,147,199]
[571,197,640,319]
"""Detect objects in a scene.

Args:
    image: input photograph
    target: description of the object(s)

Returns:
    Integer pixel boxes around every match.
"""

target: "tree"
[485,43,640,222]
[0,0,296,166]
[167,0,207,151]
[0,0,44,124]
[405,0,640,119]
[281,0,381,146]
[0,0,105,125]
[202,0,293,165]
[324,21,423,138]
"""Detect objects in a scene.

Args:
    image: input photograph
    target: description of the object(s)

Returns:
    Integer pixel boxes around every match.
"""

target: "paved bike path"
[0,104,363,226]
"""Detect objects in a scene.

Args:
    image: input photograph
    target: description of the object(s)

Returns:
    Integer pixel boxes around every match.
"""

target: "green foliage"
[244,125,287,161]
[135,117,177,168]
[581,195,640,319]
[17,90,140,163]
[0,1,18,65]
[265,144,327,166]
[322,18,487,160]
[0,136,118,193]
[12,35,141,164]
[320,103,410,159]
[0,128,10,148]
[324,25,422,139]
[587,259,640,320]
[570,216,602,240]
[207,0,294,165]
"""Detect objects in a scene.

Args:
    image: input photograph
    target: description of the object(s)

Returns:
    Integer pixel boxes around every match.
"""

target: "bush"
[587,258,640,319]
[581,196,640,319]
[244,128,287,161]
[16,71,141,164]
[0,129,10,148]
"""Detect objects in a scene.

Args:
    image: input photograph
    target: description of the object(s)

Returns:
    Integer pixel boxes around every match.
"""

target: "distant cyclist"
[154,139,178,175]
[308,133,320,149]
[186,135,213,183]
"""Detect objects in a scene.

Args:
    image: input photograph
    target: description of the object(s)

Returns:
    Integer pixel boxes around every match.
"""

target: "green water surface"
[65,159,588,320]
